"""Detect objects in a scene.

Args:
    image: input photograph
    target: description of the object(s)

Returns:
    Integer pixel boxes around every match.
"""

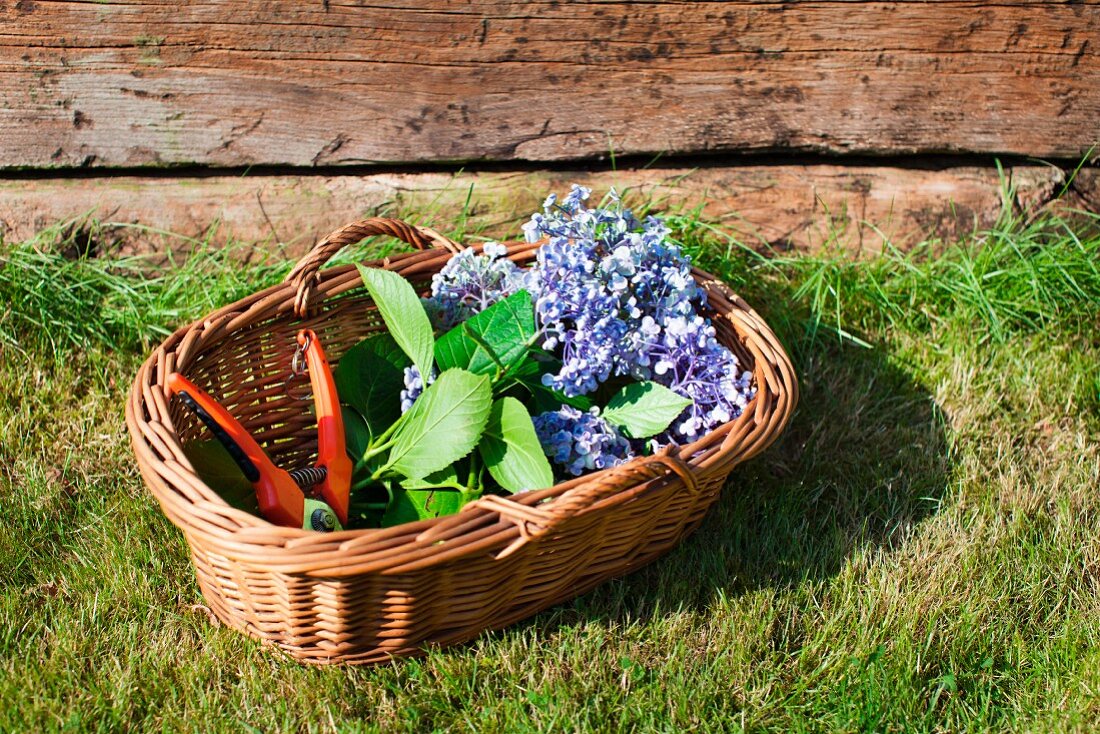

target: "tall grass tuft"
[0,240,287,358]
[0,219,413,359]
[673,208,1100,349]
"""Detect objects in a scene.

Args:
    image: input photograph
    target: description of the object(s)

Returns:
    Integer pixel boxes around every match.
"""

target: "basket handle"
[441,448,699,559]
[287,217,463,317]
[539,448,698,521]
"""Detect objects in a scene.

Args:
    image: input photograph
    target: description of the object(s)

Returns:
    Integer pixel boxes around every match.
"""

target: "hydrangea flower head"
[523,189,698,385]
[416,184,757,450]
[423,242,532,329]
[525,186,756,443]
[532,406,634,476]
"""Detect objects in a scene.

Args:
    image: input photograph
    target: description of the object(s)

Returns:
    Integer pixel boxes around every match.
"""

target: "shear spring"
[289,466,328,490]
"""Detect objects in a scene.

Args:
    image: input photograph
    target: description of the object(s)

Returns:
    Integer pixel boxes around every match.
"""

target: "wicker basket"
[126,217,798,665]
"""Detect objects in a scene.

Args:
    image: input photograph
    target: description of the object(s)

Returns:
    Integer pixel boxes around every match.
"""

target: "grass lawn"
[1,196,1098,732]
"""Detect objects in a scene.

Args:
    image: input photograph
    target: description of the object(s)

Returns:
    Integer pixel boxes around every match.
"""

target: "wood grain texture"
[1,1,1097,169]
[0,165,1070,253]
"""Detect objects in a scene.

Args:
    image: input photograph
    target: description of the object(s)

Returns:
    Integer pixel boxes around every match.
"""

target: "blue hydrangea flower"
[524,186,755,443]
[532,406,634,476]
[422,242,533,329]
[416,184,757,449]
[641,314,756,443]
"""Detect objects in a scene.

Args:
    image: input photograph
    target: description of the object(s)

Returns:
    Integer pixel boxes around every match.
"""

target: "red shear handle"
[166,373,304,528]
[298,330,352,526]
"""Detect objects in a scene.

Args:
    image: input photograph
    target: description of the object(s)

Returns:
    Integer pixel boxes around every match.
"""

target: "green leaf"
[522,376,595,414]
[600,381,692,439]
[509,354,544,381]
[357,265,435,378]
[478,397,554,493]
[399,464,464,491]
[182,440,258,513]
[381,488,464,527]
[342,405,372,461]
[343,405,388,494]
[335,333,409,436]
[434,290,535,377]
[347,480,389,529]
[386,369,492,480]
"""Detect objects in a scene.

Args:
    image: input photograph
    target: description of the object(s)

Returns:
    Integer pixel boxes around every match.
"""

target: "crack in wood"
[212,114,265,154]
[312,134,349,166]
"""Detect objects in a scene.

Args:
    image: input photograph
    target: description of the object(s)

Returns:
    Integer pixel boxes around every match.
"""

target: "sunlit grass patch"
[1,196,1098,731]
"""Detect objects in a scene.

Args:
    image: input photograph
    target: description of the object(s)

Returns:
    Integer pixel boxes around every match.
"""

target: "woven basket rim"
[127,231,798,575]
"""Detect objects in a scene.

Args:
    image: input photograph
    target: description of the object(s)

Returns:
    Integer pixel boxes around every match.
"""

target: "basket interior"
[170,256,757,478]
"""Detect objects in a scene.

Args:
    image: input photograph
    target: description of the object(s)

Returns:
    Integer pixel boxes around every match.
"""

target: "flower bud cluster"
[399,365,435,413]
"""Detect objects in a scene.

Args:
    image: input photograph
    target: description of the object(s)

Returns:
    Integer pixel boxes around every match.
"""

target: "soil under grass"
[1,201,1098,732]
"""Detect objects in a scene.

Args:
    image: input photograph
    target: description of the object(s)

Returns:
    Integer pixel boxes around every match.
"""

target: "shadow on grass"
[515,304,952,629]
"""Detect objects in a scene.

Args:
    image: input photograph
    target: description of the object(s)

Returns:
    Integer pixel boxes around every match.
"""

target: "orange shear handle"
[298,329,352,526]
[165,373,304,528]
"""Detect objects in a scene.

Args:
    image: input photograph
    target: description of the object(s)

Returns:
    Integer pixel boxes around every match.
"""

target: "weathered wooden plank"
[0,165,1069,254]
[0,1,1097,168]
[1062,167,1100,212]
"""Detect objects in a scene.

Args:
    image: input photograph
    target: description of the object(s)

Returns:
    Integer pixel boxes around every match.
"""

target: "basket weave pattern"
[126,218,798,665]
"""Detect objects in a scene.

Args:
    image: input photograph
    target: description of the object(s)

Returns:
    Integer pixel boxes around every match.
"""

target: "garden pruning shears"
[166,329,352,532]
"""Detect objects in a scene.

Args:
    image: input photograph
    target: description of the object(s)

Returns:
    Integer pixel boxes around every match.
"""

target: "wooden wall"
[1,1,1097,250]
